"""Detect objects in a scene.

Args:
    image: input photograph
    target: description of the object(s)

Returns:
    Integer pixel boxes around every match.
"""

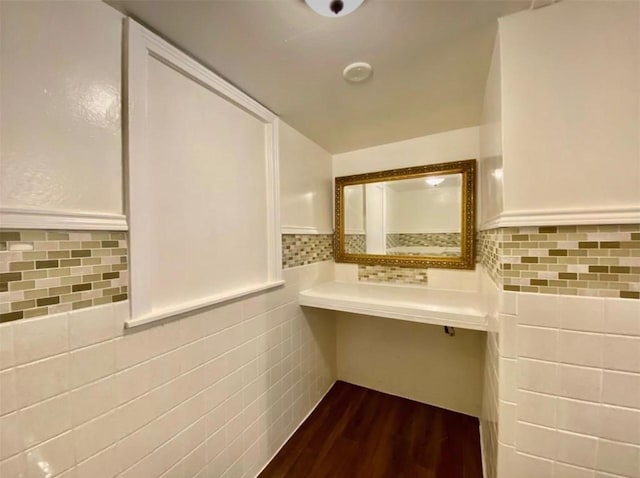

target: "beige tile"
[600,404,640,445]
[602,370,640,409]
[0,368,17,415]
[13,313,68,365]
[16,353,69,408]
[596,438,640,478]
[603,335,640,373]
[0,412,21,460]
[69,340,116,388]
[73,410,118,463]
[25,430,75,478]
[19,393,71,448]
[557,364,602,402]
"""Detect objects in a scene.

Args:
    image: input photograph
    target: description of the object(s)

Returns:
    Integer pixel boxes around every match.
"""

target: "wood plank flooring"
[259,381,483,478]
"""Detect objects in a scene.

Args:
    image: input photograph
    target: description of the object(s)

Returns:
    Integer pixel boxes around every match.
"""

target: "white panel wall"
[279,122,333,233]
[144,55,269,310]
[0,1,124,215]
[496,292,640,478]
[500,1,640,214]
[479,35,504,227]
[0,262,337,478]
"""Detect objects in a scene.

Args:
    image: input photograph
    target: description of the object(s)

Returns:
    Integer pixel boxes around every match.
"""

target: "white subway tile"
[558,330,603,368]
[19,393,71,449]
[500,291,518,316]
[25,431,75,478]
[558,364,602,402]
[0,324,14,370]
[76,445,119,478]
[516,422,558,460]
[600,405,640,445]
[518,390,557,428]
[517,325,558,361]
[500,357,518,402]
[70,376,118,426]
[596,439,640,478]
[515,451,554,478]
[16,354,69,408]
[0,412,21,460]
[0,368,17,416]
[603,335,640,373]
[69,304,118,349]
[518,358,558,395]
[559,296,605,333]
[556,430,598,469]
[0,453,25,478]
[604,299,640,336]
[499,401,517,445]
[74,411,118,463]
[602,370,640,409]
[556,397,602,436]
[553,462,595,478]
[13,313,68,365]
[70,340,116,388]
[499,314,518,358]
[518,293,559,328]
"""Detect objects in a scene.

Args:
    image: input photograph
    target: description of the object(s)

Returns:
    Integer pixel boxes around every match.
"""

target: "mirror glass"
[335,159,476,269]
[344,174,462,257]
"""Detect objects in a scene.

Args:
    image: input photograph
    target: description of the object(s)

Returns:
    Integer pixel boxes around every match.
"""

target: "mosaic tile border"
[358,264,429,285]
[477,224,639,299]
[386,232,461,248]
[282,234,333,269]
[0,230,128,322]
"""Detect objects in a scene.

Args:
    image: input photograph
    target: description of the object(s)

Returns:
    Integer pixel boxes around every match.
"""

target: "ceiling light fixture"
[343,62,372,83]
[425,177,445,187]
[305,0,365,17]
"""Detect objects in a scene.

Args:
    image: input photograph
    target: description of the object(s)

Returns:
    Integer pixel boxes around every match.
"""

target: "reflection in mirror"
[344,175,462,257]
[335,159,475,269]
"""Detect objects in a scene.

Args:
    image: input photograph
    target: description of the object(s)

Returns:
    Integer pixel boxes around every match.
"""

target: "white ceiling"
[107,0,527,153]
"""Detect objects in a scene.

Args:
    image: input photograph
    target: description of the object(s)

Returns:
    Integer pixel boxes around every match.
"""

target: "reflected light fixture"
[425,177,445,187]
[305,0,365,17]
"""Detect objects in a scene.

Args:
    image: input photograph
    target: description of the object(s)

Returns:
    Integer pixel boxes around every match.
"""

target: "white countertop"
[299,281,488,331]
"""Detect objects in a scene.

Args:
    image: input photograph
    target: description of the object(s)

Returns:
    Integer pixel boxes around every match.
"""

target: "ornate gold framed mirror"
[334,159,476,269]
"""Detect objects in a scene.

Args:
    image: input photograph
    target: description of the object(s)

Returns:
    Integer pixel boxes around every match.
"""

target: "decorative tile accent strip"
[358,265,428,285]
[344,234,366,254]
[477,229,501,286]
[282,234,333,269]
[386,232,461,248]
[477,224,639,299]
[0,230,128,322]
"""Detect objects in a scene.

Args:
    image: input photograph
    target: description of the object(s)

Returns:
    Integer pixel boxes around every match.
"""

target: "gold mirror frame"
[334,159,476,270]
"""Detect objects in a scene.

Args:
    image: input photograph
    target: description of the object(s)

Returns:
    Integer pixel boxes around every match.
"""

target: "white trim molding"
[0,207,128,231]
[124,280,285,329]
[281,226,334,235]
[126,19,281,327]
[480,206,640,230]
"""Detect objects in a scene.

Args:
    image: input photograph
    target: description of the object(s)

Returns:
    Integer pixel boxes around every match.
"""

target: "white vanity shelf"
[299,281,488,332]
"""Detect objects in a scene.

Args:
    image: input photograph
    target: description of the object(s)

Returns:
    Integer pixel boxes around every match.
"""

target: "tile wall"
[386,232,461,248]
[477,223,640,478]
[0,261,337,478]
[0,231,128,323]
[357,265,429,285]
[281,234,333,269]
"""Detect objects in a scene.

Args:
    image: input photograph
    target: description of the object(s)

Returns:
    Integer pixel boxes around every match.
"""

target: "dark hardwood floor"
[260,381,483,478]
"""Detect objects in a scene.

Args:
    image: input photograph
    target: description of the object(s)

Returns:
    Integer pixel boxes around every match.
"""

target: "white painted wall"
[479,34,504,227]
[336,313,485,417]
[0,1,124,215]
[500,1,640,214]
[333,126,480,177]
[279,122,333,232]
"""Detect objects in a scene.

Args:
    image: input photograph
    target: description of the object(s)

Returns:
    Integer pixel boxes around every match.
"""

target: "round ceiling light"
[343,62,372,83]
[305,0,365,17]
[425,177,445,187]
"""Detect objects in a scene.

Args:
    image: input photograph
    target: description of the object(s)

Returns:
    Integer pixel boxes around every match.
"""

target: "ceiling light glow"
[425,177,445,187]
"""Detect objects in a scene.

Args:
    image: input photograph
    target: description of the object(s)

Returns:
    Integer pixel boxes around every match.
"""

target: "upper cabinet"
[0,2,125,228]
